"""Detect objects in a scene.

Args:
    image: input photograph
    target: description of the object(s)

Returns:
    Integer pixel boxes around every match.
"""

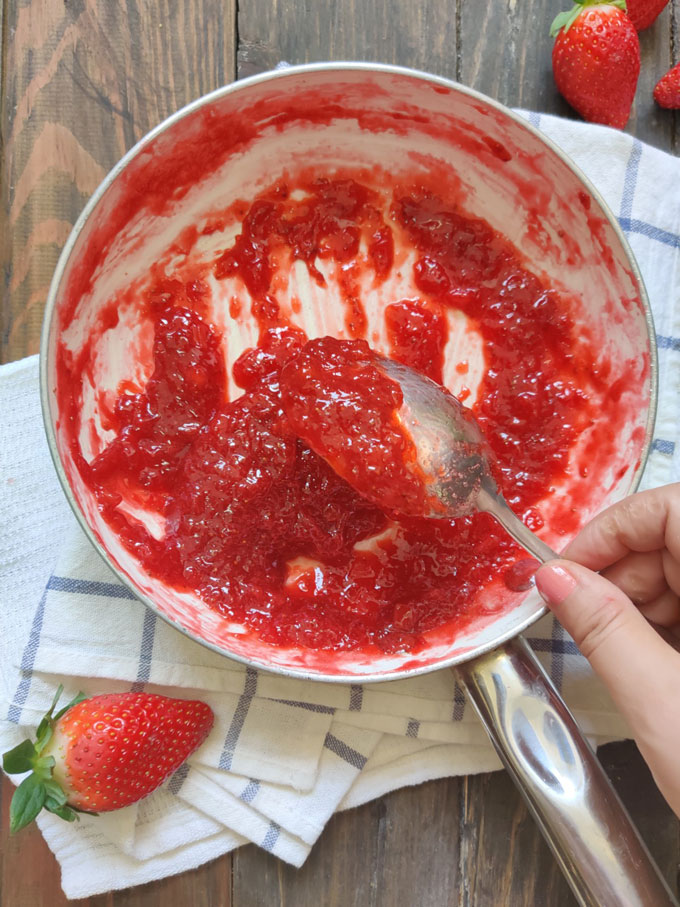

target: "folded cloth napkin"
[1,111,679,900]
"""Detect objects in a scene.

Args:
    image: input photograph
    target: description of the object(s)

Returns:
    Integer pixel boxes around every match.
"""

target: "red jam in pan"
[59,177,609,655]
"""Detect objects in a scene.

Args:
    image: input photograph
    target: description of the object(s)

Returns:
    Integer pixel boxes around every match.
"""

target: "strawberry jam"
[281,335,497,520]
[280,336,433,517]
[58,176,607,654]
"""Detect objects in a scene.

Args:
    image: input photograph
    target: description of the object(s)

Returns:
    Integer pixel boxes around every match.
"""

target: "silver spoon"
[375,357,558,564]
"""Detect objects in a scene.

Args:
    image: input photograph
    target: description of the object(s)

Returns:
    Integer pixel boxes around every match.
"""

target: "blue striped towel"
[1,112,678,899]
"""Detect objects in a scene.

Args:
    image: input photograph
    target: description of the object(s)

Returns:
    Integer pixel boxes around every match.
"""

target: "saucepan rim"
[39,61,659,683]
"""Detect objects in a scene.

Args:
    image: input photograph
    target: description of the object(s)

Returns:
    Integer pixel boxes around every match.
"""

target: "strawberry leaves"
[43,781,79,824]
[8,774,77,833]
[550,0,627,36]
[2,685,86,833]
[2,739,35,774]
[550,8,586,37]
[10,775,47,834]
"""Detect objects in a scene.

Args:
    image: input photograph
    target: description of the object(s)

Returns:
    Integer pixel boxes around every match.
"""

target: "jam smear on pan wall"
[58,177,624,655]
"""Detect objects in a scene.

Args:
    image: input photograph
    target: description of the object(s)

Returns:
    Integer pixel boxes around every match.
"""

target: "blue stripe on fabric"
[349,685,363,711]
[272,699,335,714]
[452,681,466,721]
[550,619,565,691]
[240,779,261,804]
[657,334,680,351]
[47,575,137,600]
[527,637,581,656]
[218,667,258,771]
[324,732,367,769]
[167,762,191,795]
[619,139,642,222]
[652,438,676,455]
[131,608,157,691]
[618,218,680,250]
[7,586,49,724]
[261,821,281,852]
[527,111,541,129]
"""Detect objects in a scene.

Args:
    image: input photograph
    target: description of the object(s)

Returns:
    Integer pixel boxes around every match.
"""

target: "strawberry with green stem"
[550,0,641,129]
[3,686,214,833]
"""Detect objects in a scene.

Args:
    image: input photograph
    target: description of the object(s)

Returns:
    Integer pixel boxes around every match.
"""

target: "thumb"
[534,560,677,733]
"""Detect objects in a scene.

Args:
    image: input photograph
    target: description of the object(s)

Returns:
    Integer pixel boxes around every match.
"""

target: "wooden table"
[2,1,679,904]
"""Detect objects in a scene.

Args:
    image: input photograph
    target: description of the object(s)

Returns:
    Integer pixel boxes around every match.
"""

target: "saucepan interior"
[41,64,656,681]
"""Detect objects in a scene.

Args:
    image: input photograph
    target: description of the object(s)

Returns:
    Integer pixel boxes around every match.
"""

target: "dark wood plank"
[460,771,575,906]
[599,740,680,894]
[232,778,462,907]
[0,0,237,363]
[458,0,568,118]
[633,6,678,150]
[237,0,459,81]
[104,859,231,907]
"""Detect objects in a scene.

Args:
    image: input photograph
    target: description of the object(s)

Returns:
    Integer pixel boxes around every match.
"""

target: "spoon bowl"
[378,356,559,564]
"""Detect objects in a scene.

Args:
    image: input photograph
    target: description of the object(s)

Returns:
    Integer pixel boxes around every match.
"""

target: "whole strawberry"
[2,687,214,832]
[626,0,669,31]
[654,61,680,108]
[551,0,641,129]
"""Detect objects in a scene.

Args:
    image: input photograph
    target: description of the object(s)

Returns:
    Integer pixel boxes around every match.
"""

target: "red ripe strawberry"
[654,61,680,108]
[550,1,641,129]
[2,687,214,832]
[626,0,670,31]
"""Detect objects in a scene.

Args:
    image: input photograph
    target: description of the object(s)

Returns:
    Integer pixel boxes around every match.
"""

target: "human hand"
[535,483,680,818]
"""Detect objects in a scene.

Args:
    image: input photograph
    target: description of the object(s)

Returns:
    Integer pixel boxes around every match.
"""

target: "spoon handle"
[477,482,559,563]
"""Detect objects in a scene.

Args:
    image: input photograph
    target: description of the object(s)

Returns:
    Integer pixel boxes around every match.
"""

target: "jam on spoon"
[280,336,557,569]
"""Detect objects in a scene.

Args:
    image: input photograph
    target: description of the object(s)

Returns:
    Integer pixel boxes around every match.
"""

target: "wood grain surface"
[1,0,236,362]
[2,0,679,904]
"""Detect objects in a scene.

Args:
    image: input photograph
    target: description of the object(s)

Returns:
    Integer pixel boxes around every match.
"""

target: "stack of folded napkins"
[1,111,678,899]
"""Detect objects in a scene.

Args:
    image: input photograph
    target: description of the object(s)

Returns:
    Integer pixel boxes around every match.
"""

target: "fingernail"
[535,564,577,606]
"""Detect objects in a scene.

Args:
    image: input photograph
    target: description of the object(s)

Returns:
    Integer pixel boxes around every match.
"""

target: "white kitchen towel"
[1,111,679,900]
